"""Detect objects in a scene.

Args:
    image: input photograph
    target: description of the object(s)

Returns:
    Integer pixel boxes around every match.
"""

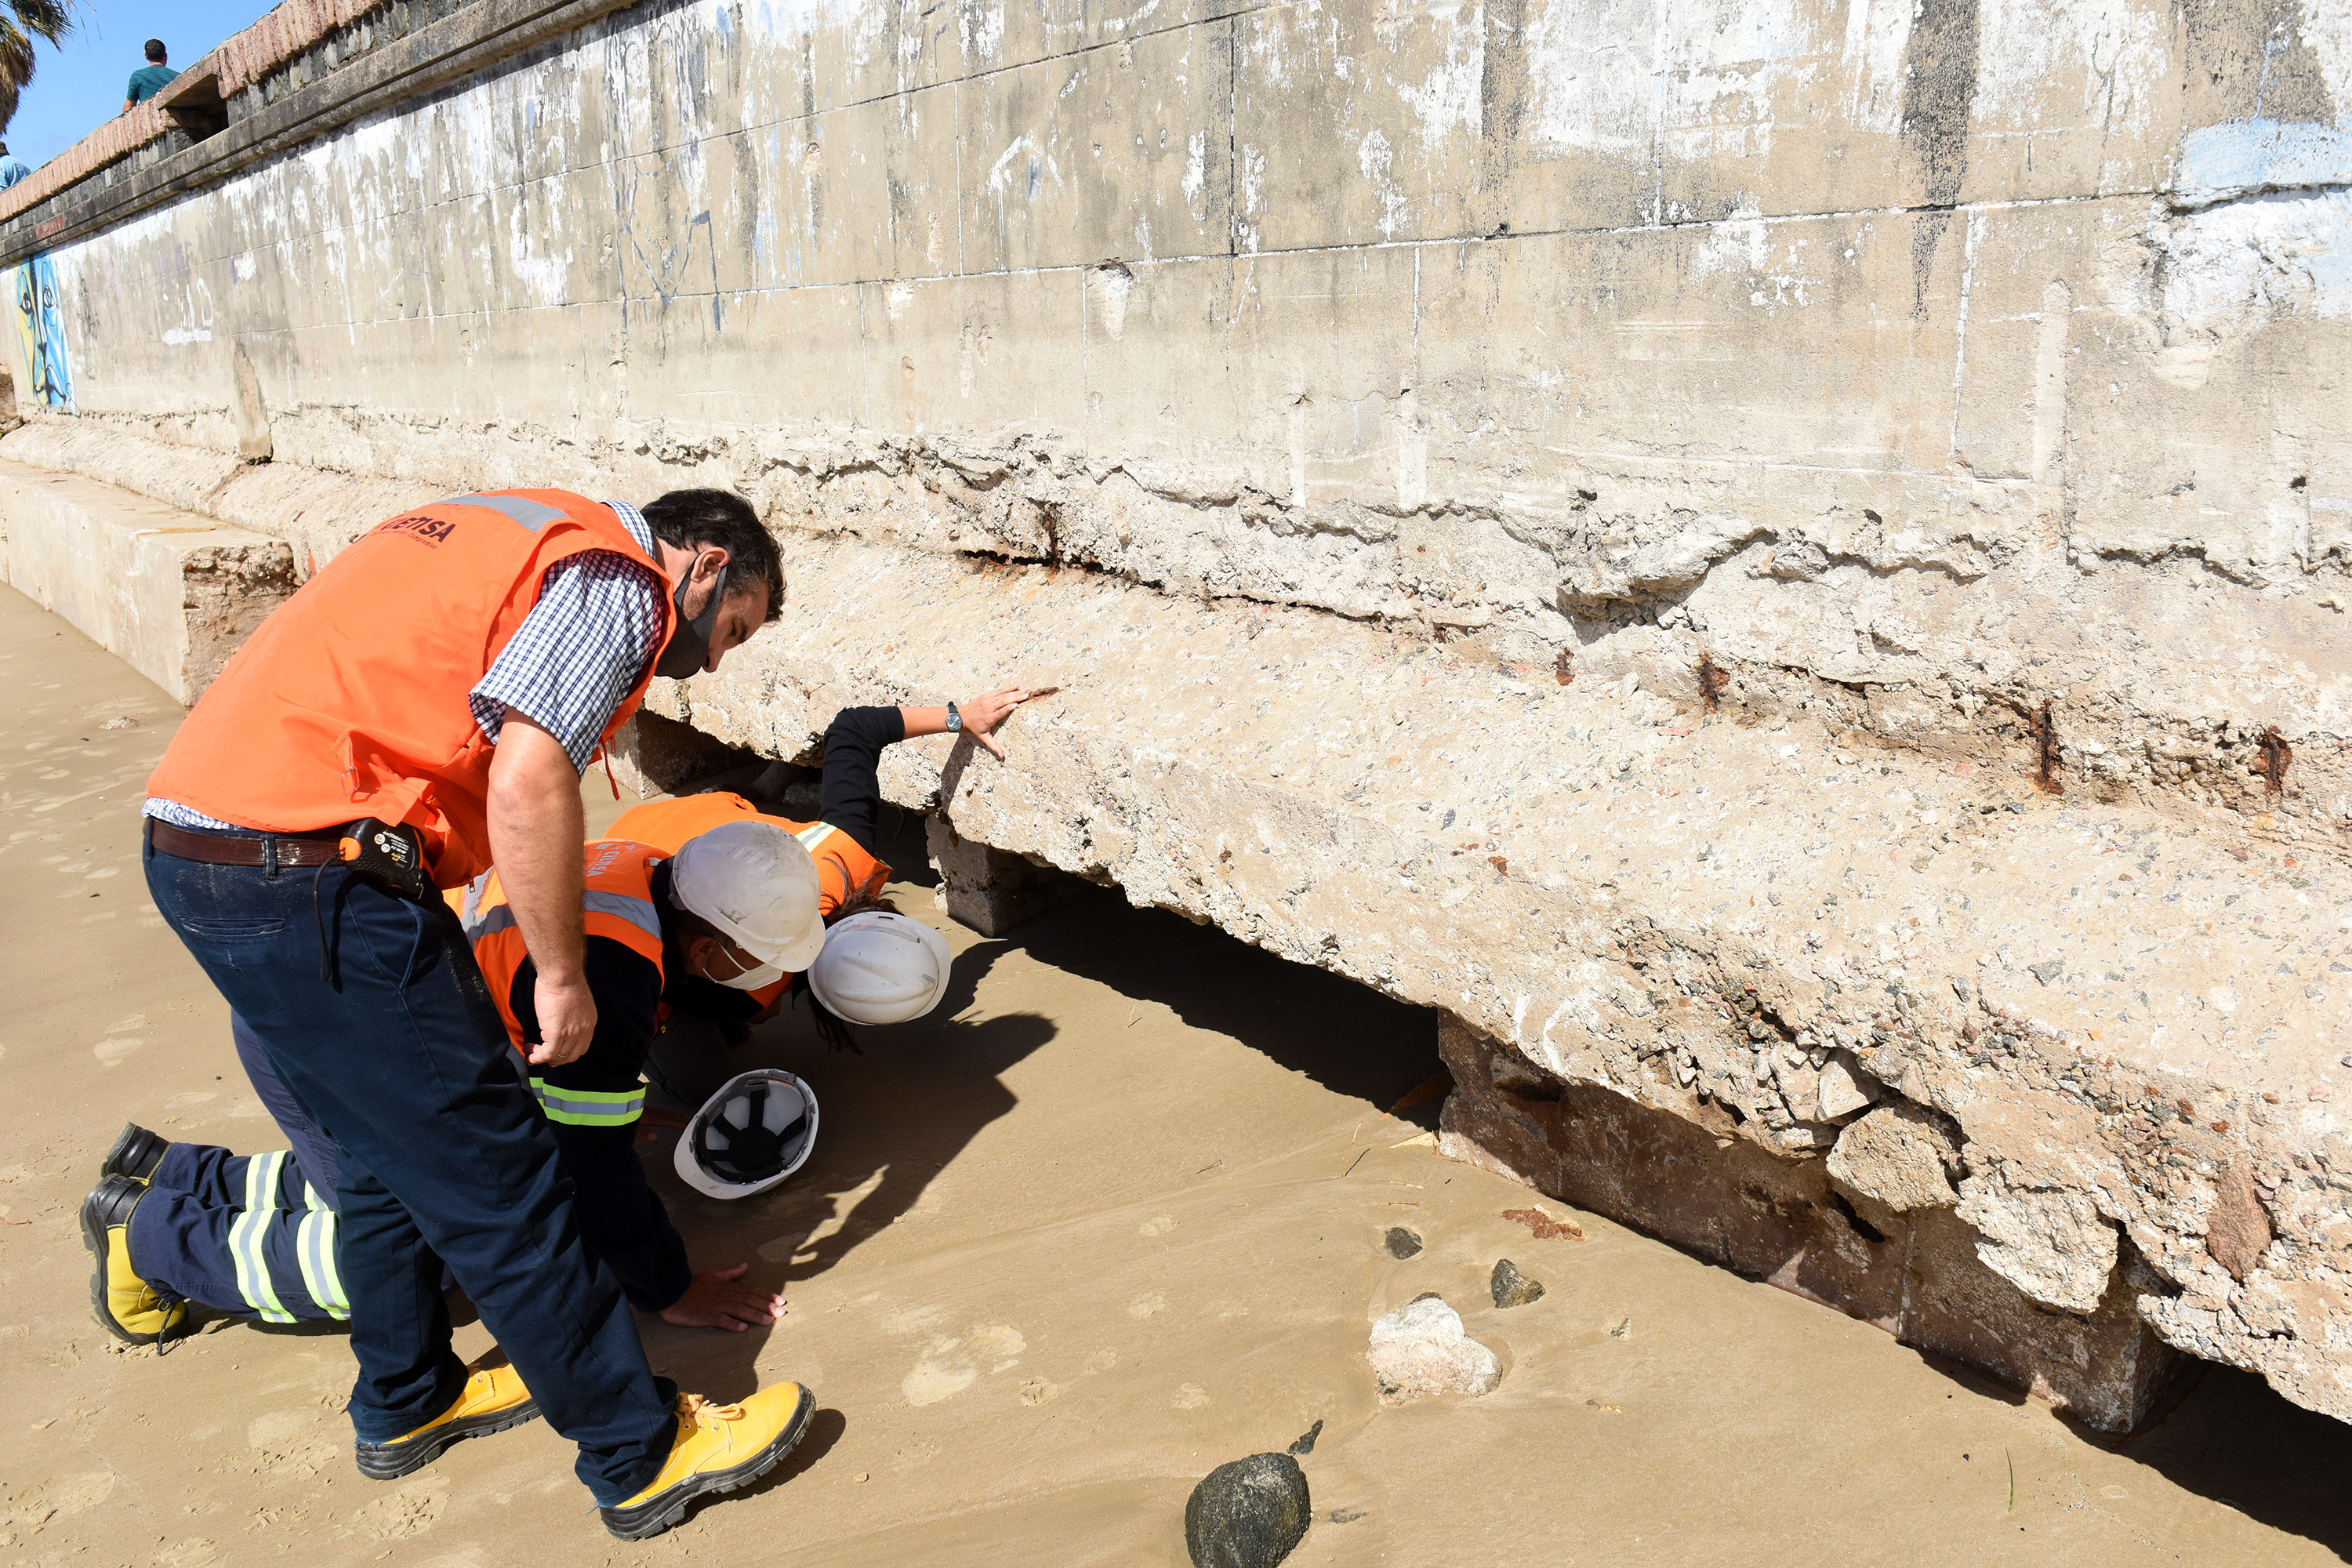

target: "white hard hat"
[807,912,953,1025]
[669,821,826,973]
[674,1069,818,1200]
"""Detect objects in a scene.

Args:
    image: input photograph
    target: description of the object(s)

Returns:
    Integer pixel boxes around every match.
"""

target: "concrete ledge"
[644,529,2352,1428]
[0,458,294,702]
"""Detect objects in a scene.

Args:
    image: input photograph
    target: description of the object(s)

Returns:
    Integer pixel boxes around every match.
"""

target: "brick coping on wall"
[0,0,396,227]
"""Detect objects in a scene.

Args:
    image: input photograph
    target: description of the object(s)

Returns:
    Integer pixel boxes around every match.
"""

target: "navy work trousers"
[144,830,676,1503]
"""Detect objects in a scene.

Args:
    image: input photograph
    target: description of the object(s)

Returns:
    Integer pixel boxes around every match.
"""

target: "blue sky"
[6,0,269,169]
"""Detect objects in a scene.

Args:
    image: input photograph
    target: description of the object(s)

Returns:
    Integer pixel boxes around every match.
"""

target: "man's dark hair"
[144,39,166,62]
[642,488,783,622]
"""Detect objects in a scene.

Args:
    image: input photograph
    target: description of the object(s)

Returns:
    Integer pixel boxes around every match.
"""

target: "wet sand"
[2,584,2348,1567]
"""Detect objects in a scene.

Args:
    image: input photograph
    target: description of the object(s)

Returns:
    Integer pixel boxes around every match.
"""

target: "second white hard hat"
[668,821,827,974]
[674,1069,818,1200]
[807,911,953,1025]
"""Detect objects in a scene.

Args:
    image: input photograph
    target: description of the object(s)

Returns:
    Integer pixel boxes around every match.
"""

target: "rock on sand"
[1367,1294,1503,1403]
[1185,1451,1311,1568]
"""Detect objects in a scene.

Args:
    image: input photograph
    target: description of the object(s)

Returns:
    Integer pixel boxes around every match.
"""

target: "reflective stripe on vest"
[528,1077,646,1126]
[465,887,663,947]
[440,492,569,530]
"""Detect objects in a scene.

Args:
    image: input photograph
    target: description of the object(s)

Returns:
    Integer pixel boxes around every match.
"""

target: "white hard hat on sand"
[674,1069,819,1200]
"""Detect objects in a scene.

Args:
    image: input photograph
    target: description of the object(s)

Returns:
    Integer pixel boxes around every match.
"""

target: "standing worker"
[122,40,176,112]
[136,487,815,1541]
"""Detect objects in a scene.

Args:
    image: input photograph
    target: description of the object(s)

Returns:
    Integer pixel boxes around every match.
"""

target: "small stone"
[1367,1296,1503,1403]
[1828,1102,1962,1210]
[1381,1227,1422,1259]
[2029,959,2065,985]
[1501,1207,1584,1241]
[1490,1259,1545,1308]
[1287,1419,1323,1457]
[1815,1051,1881,1121]
[2206,1159,2271,1282]
[1185,1452,1311,1568]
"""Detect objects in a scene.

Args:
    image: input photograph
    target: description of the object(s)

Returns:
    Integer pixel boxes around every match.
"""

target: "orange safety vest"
[607,791,890,1007]
[454,837,667,1125]
[608,792,889,920]
[147,491,674,886]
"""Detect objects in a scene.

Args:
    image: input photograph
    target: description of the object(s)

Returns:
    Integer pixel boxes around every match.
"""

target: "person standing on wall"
[136,487,819,1541]
[122,40,176,112]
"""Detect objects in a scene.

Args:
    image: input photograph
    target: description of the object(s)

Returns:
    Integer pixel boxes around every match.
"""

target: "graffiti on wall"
[11,254,72,408]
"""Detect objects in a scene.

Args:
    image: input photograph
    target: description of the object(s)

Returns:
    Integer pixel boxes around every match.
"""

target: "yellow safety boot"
[354,1356,542,1479]
[601,1385,817,1541]
[80,1175,187,1345]
[100,1122,170,1184]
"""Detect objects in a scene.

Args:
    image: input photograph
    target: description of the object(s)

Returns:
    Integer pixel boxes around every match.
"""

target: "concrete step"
[0,456,294,703]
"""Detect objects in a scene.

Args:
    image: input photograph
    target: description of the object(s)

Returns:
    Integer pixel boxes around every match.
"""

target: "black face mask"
[655,561,729,680]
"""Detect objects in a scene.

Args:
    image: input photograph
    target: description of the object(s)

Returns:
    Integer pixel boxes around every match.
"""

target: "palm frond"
[0,18,34,137]
[8,0,70,50]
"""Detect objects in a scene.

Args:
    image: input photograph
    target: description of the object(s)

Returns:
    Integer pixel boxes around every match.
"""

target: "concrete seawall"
[0,0,2345,1428]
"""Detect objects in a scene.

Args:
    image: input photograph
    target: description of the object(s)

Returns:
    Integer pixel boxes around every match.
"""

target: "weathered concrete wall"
[0,0,2347,1426]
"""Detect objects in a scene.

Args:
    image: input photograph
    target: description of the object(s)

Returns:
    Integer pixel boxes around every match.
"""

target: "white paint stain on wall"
[2156,187,2352,327]
[1973,0,2170,132]
[1398,0,1483,150]
[1522,0,1867,162]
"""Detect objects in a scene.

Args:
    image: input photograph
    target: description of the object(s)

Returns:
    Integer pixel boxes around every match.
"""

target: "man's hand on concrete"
[526,969,597,1066]
[659,1264,788,1331]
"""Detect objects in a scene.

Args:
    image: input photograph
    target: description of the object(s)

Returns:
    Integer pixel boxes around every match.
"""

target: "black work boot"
[81,1175,187,1345]
[100,1122,169,1184]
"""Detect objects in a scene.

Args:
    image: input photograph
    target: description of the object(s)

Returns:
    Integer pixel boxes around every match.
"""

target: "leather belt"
[147,818,347,869]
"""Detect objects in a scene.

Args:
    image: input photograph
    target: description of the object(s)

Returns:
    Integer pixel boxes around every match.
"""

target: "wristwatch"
[945,700,963,733]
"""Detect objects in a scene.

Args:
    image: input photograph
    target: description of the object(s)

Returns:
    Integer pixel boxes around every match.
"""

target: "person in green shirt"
[123,41,176,113]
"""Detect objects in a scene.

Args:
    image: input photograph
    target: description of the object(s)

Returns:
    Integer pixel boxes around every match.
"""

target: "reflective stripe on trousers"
[129,1142,351,1324]
[528,1077,645,1126]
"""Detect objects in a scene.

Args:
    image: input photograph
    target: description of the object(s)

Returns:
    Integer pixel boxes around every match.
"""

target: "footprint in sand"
[1127,1293,1167,1319]
[903,1356,978,1407]
[352,1478,447,1541]
[92,1036,141,1067]
[1173,1384,1211,1410]
[902,1325,1027,1406]
[1138,1214,1178,1236]
[1018,1377,1059,1407]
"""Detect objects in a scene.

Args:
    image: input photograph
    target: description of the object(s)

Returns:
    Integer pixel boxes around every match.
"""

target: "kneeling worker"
[457,818,827,1323]
[609,685,1037,1097]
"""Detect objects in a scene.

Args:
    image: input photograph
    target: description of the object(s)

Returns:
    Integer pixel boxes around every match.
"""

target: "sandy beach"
[2,586,2347,1566]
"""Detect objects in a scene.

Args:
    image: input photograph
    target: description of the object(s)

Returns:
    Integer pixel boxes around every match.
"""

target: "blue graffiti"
[12,254,73,408]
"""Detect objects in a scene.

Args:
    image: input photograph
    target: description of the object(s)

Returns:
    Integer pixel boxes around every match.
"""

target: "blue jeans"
[144,827,676,1503]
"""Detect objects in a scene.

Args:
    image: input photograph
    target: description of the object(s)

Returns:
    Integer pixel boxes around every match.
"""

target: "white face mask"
[701,941,783,992]
[717,960,784,992]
